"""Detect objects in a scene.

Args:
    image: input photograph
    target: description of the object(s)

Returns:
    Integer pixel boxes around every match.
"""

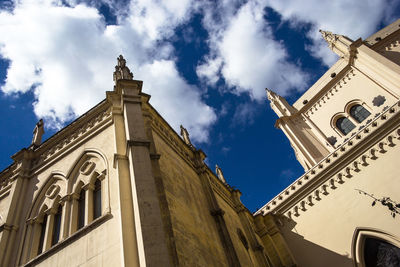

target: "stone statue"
[32,119,44,146]
[180,125,193,148]
[113,55,133,84]
[215,165,226,183]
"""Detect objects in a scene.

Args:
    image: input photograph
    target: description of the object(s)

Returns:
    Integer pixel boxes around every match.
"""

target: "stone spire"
[215,164,226,183]
[113,55,133,85]
[319,29,354,58]
[32,119,44,147]
[266,88,295,117]
[319,30,339,49]
[180,125,193,148]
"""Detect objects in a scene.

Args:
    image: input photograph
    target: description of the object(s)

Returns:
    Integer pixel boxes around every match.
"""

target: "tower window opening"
[350,104,371,123]
[336,117,356,135]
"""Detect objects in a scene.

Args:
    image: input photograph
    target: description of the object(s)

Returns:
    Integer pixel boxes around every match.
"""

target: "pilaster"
[108,73,172,266]
[194,150,241,267]
[231,190,270,266]
[0,148,35,267]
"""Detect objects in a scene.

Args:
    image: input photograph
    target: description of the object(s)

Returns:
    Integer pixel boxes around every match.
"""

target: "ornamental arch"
[20,149,110,263]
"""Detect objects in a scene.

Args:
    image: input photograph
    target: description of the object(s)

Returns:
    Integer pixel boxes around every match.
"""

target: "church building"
[0,18,399,267]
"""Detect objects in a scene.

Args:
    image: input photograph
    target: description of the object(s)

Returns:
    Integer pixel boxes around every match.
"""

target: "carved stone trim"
[127,139,151,148]
[304,69,355,117]
[33,104,112,170]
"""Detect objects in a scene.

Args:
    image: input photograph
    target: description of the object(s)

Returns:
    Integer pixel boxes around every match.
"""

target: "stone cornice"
[373,32,400,53]
[142,103,197,170]
[303,68,355,117]
[31,103,112,174]
[256,100,400,217]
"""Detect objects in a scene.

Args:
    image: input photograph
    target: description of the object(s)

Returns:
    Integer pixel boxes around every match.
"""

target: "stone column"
[60,195,71,240]
[43,208,56,251]
[0,148,34,267]
[84,184,94,224]
[69,193,79,234]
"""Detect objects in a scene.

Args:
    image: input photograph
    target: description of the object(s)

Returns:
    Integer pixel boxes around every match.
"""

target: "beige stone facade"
[258,18,400,266]
[0,19,399,267]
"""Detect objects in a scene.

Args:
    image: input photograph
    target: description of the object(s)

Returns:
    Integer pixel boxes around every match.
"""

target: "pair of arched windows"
[336,104,371,136]
[22,152,108,264]
[36,178,102,255]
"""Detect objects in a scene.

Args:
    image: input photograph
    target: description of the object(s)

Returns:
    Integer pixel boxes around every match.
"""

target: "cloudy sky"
[0,0,399,211]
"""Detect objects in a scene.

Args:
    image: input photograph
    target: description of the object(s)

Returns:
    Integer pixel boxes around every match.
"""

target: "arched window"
[77,189,85,230]
[51,205,62,246]
[336,117,356,135]
[37,214,47,255]
[364,237,400,266]
[93,179,102,220]
[350,104,371,123]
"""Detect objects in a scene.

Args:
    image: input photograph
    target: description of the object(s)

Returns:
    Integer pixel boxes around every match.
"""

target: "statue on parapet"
[32,119,44,147]
[113,55,133,84]
[215,165,226,183]
[180,125,194,148]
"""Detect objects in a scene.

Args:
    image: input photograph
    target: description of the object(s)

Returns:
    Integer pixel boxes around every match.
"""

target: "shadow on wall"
[381,50,400,67]
[276,215,353,267]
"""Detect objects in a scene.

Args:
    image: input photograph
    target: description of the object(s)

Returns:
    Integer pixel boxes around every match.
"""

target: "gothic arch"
[28,172,67,220]
[331,112,356,137]
[351,227,400,267]
[66,149,108,194]
[20,149,110,264]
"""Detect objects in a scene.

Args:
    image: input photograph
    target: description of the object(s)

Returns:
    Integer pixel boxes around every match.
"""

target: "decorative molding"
[143,107,196,169]
[34,104,112,170]
[304,69,355,116]
[127,139,151,147]
[256,100,400,217]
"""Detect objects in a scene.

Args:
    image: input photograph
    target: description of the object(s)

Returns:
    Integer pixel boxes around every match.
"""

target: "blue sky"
[0,0,399,212]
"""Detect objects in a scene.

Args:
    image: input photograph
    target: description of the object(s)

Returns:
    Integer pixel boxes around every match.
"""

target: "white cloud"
[0,0,216,142]
[197,1,308,99]
[266,0,398,65]
[137,60,216,143]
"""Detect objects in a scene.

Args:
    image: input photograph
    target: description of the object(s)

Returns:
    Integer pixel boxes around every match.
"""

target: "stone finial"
[215,164,226,183]
[319,30,339,48]
[32,119,44,146]
[319,29,354,59]
[265,88,295,117]
[180,125,193,147]
[265,88,277,101]
[113,55,133,84]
